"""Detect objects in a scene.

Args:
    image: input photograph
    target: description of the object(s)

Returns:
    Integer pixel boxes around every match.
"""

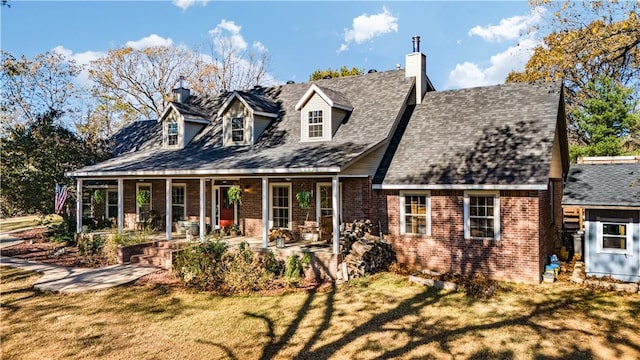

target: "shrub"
[77,234,104,257]
[284,254,311,285]
[173,238,229,291]
[221,242,275,294]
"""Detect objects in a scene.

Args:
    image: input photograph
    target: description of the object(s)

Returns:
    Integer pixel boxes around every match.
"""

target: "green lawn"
[1,266,639,360]
[0,214,62,232]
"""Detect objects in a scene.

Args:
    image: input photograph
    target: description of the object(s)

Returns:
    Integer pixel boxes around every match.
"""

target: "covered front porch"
[72,175,361,257]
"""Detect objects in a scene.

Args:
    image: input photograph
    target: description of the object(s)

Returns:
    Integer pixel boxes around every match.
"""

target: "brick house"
[68,37,569,284]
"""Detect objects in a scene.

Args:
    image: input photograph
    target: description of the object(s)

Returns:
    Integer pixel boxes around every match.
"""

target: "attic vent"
[368,69,377,73]
[323,75,332,79]
[286,80,295,84]
[253,85,262,90]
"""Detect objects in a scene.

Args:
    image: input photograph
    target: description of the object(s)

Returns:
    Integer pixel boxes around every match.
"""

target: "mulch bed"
[1,228,108,268]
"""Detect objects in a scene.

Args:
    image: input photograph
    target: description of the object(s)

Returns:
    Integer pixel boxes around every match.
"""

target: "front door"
[216,186,235,228]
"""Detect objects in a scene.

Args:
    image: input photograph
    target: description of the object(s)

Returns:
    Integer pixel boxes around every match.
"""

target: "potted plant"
[230,224,241,237]
[295,189,312,222]
[226,185,242,206]
[136,189,150,222]
[93,189,106,204]
[136,189,150,207]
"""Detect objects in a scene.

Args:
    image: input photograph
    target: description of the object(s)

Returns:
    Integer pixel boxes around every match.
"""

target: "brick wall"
[239,179,263,237]
[377,189,546,284]
[341,177,373,221]
[123,179,213,231]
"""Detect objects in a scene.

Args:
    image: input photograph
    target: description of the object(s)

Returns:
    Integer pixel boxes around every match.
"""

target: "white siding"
[223,99,252,146]
[331,107,347,137]
[342,145,386,176]
[253,115,272,143]
[301,93,332,142]
[184,122,205,145]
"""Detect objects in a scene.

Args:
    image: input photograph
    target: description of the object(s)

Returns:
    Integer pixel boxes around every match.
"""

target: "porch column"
[199,178,206,242]
[262,177,269,248]
[210,180,215,230]
[117,178,124,234]
[332,175,340,254]
[76,178,83,233]
[165,178,172,240]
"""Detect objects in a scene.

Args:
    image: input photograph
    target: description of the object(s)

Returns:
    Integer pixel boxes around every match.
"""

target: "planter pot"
[276,238,285,248]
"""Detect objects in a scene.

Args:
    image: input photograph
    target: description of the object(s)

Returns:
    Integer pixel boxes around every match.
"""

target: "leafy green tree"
[569,75,640,161]
[0,110,107,216]
[309,66,363,81]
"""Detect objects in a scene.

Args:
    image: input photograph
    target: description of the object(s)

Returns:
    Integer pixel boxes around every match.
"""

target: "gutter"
[372,184,548,190]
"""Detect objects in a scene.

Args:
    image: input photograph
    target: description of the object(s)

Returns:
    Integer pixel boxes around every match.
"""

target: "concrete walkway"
[0,232,160,293]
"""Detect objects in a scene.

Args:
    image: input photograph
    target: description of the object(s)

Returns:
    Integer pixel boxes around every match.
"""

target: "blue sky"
[1,1,548,91]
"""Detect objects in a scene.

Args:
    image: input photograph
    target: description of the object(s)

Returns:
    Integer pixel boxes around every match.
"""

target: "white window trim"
[230,116,246,144]
[399,190,431,236]
[171,183,187,221]
[269,182,292,229]
[307,110,324,139]
[596,217,633,256]
[316,182,332,223]
[106,189,118,219]
[136,183,152,221]
[167,120,179,147]
[464,190,500,240]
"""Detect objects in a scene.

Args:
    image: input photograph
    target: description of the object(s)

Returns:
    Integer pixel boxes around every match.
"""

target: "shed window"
[167,120,179,146]
[308,110,323,138]
[231,117,244,142]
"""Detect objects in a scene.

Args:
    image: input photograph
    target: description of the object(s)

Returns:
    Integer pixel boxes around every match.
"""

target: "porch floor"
[139,232,335,255]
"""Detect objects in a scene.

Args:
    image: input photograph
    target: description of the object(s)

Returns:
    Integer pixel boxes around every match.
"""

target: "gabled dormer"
[217,90,279,147]
[294,84,353,142]
[159,83,210,150]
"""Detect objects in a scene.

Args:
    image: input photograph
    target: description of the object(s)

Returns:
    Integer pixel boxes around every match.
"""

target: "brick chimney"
[405,36,427,105]
[172,76,191,103]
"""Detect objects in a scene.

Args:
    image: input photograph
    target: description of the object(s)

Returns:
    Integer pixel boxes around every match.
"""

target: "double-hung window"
[106,190,118,219]
[167,120,179,146]
[172,184,186,221]
[270,184,291,229]
[308,110,323,138]
[464,191,500,240]
[597,218,633,255]
[231,117,244,142]
[400,191,430,235]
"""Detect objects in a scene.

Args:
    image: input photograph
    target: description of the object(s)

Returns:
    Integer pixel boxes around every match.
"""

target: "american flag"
[55,184,68,214]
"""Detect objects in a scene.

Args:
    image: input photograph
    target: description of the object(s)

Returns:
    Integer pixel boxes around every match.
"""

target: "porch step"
[130,254,172,269]
[128,241,192,270]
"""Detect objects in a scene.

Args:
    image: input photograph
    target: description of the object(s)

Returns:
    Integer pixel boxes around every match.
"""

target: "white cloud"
[339,6,398,52]
[125,34,173,50]
[209,19,248,52]
[172,0,210,11]
[446,37,539,89]
[337,43,349,54]
[468,7,545,43]
[52,46,105,88]
[253,41,266,52]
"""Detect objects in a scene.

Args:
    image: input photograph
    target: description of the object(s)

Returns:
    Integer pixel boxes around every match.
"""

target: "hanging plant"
[136,189,150,207]
[296,189,312,222]
[93,189,106,204]
[227,185,243,206]
[296,190,311,209]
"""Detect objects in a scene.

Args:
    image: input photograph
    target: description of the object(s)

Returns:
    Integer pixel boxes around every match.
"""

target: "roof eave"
[372,184,548,190]
[66,166,342,178]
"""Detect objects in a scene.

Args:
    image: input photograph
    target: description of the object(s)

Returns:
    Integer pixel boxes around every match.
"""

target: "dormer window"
[308,110,323,138]
[231,117,245,142]
[295,84,353,142]
[167,120,179,146]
